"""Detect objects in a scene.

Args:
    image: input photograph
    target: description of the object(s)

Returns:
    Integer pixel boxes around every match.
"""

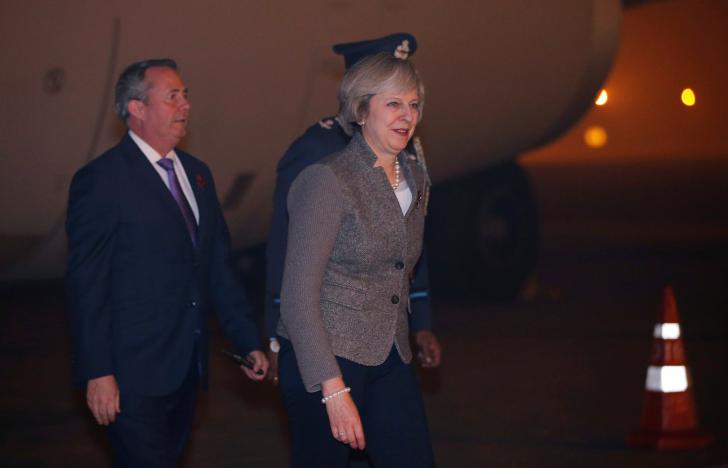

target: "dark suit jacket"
[66,134,260,396]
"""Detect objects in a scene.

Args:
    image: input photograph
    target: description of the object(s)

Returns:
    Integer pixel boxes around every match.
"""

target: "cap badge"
[394,40,410,60]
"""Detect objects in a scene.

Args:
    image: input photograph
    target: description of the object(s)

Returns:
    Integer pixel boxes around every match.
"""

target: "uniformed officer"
[265,33,441,380]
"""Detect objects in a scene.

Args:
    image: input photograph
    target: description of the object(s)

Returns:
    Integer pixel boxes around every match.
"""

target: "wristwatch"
[269,337,280,353]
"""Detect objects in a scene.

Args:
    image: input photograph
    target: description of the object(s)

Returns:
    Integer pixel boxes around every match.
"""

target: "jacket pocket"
[320,281,366,310]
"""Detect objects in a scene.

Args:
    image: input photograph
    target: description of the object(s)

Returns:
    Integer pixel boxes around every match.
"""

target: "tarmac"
[1,159,727,467]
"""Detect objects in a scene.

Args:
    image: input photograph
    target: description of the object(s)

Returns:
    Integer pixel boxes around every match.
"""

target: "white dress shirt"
[394,177,413,215]
[129,130,200,223]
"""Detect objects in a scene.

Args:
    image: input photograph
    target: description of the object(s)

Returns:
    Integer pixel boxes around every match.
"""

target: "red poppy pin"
[195,174,207,190]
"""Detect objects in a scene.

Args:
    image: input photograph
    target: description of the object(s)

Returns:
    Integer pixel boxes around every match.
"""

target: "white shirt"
[129,130,200,223]
[394,176,413,215]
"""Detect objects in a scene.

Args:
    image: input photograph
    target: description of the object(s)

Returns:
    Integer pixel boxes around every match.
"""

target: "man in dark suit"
[66,58,268,467]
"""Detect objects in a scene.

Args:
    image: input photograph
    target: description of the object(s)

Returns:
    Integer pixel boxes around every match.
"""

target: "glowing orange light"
[584,126,607,149]
[595,89,608,106]
[681,88,696,106]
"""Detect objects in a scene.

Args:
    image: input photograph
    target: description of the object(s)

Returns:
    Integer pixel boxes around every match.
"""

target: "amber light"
[681,88,696,106]
[595,89,608,106]
[584,126,607,148]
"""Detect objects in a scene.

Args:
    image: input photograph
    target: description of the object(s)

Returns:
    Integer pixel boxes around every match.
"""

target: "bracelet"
[321,386,351,404]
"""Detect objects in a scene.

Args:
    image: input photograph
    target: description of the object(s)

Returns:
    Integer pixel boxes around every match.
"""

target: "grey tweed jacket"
[278,131,429,392]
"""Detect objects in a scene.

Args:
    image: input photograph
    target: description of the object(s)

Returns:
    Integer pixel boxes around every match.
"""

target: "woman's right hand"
[322,377,366,450]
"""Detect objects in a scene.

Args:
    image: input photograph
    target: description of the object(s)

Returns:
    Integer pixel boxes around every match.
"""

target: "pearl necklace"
[392,157,401,190]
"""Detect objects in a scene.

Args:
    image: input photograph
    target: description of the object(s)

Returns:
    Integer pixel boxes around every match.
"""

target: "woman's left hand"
[322,377,366,450]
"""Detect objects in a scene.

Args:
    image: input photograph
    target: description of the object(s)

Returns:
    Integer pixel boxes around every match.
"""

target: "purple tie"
[157,158,198,248]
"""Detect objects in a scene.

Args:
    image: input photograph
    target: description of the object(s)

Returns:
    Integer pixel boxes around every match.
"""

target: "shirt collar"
[128,130,178,164]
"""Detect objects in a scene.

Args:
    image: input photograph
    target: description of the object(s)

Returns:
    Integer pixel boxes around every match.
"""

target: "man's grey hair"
[114,58,178,122]
[338,52,425,136]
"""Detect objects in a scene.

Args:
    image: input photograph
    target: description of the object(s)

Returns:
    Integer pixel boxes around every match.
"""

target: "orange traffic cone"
[627,286,713,450]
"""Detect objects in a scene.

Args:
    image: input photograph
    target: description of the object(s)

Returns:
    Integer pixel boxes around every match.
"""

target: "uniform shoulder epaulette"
[409,136,431,214]
[317,118,336,130]
[411,137,428,174]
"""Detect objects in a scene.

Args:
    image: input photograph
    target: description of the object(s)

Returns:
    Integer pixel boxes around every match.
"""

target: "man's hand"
[266,350,279,384]
[415,330,442,368]
[87,375,120,425]
[241,350,269,381]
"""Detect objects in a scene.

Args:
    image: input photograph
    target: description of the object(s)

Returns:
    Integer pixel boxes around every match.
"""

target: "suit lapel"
[401,153,414,217]
[120,135,196,250]
[348,133,390,195]
[349,132,412,221]
[402,153,423,218]
[178,153,208,251]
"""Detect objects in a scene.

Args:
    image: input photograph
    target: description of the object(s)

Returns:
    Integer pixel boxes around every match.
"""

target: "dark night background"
[2,0,727,466]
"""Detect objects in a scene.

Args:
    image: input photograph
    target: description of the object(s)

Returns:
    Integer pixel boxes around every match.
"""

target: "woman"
[277,52,436,468]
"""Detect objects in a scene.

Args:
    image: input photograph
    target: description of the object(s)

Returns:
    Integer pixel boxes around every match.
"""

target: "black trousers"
[278,337,436,468]
[107,347,199,468]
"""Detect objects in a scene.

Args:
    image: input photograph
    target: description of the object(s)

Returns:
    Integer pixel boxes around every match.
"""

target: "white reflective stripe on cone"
[653,323,681,339]
[646,365,688,393]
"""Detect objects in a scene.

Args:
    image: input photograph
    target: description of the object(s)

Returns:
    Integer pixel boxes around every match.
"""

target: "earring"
[358,120,365,126]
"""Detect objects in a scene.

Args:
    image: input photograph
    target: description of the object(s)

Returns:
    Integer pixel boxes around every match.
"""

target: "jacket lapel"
[178,153,208,251]
[349,132,389,194]
[120,135,196,250]
[349,132,413,219]
[403,152,426,218]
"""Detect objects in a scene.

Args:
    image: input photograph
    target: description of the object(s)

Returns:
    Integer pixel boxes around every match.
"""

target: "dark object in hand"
[221,349,264,375]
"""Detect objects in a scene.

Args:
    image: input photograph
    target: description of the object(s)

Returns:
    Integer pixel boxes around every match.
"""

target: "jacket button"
[391,295,400,304]
[191,301,198,307]
[395,261,404,270]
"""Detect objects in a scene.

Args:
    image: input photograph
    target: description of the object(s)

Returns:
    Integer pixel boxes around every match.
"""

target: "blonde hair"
[338,52,425,136]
